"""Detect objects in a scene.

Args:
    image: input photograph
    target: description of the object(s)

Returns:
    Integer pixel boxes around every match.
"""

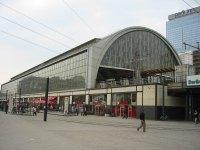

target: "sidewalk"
[43,112,200,132]
[1,111,200,150]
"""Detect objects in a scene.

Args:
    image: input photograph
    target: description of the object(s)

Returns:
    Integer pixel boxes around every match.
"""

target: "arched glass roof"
[88,27,182,88]
[100,30,180,74]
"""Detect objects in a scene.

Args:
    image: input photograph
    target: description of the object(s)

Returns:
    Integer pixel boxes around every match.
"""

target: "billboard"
[187,75,200,86]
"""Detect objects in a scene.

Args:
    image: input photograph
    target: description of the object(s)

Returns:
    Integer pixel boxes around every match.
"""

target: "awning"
[32,96,57,104]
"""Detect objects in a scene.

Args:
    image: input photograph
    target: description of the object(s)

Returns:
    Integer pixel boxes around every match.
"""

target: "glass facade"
[166,13,200,53]
[112,93,136,106]
[101,30,178,72]
[1,51,87,95]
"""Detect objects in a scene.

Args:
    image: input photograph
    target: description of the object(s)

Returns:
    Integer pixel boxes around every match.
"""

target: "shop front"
[72,95,86,115]
[31,96,57,111]
[112,92,136,118]
[90,94,107,116]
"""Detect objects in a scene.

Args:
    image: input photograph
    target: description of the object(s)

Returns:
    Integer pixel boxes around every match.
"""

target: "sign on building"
[187,75,200,86]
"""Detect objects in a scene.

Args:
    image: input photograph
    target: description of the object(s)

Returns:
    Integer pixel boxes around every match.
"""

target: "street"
[0,111,200,150]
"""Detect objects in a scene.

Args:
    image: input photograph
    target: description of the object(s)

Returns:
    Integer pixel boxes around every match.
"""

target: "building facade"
[193,50,200,74]
[178,51,193,65]
[1,27,184,120]
[166,6,200,53]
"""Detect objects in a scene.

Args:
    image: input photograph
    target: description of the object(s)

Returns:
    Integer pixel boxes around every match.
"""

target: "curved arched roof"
[96,26,181,65]
[87,26,181,88]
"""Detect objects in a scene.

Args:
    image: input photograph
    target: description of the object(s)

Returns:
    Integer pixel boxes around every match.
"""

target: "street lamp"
[44,77,49,121]
[161,75,167,120]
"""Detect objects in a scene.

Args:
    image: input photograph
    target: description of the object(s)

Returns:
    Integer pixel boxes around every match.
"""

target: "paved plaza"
[0,111,200,150]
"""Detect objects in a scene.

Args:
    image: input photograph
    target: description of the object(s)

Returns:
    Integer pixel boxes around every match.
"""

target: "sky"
[0,0,199,86]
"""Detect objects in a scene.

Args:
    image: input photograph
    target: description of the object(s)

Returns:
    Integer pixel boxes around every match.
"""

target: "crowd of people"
[65,105,87,116]
[11,104,38,115]
[3,102,200,134]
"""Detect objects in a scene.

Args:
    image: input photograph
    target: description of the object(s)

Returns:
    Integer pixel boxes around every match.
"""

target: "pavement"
[0,111,200,150]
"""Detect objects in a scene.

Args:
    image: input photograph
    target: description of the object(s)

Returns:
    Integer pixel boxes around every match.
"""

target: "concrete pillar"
[8,94,13,113]
[188,93,192,120]
[70,96,73,105]
[85,95,89,105]
[64,97,70,114]
[185,94,189,120]
[107,94,111,106]
[57,96,60,104]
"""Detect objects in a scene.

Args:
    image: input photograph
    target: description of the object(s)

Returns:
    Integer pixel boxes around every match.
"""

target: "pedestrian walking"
[80,106,84,116]
[83,106,87,116]
[122,106,128,119]
[194,109,198,124]
[137,109,146,132]
[75,107,79,116]
[33,106,37,116]
[5,103,9,114]
[71,105,75,115]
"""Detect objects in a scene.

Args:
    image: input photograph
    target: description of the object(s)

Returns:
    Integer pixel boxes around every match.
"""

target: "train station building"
[1,26,199,120]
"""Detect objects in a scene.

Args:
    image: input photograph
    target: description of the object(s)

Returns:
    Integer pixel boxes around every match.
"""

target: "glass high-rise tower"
[166,6,200,53]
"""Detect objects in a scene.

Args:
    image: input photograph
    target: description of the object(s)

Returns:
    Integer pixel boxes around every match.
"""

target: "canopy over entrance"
[32,96,57,105]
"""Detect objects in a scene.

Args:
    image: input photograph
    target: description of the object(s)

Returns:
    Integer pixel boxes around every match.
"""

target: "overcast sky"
[0,0,199,86]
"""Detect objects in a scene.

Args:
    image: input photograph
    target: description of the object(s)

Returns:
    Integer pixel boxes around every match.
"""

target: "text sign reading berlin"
[187,75,200,86]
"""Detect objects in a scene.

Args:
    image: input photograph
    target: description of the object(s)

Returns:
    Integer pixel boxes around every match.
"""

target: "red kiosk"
[93,100,105,116]
[114,100,136,118]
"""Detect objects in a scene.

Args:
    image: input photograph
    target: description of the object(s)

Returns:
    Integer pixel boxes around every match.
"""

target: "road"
[0,111,200,150]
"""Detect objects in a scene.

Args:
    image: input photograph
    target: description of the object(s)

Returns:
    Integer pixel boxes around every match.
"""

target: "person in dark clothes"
[83,106,87,116]
[122,106,128,119]
[137,109,146,132]
[33,106,37,116]
[75,107,79,116]
[194,109,198,124]
[5,103,9,114]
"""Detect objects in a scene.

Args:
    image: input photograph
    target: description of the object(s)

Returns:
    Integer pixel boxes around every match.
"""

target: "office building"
[166,6,200,53]
[193,50,200,74]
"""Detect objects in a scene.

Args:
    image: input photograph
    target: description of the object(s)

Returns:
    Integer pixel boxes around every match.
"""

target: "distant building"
[166,6,200,53]
[175,64,195,82]
[193,50,200,74]
[178,51,193,65]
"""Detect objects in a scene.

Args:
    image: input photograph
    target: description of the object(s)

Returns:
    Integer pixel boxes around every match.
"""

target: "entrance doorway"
[185,88,200,120]
[91,94,107,116]
[112,92,136,118]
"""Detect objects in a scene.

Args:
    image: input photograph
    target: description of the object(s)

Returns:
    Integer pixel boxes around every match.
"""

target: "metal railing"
[96,75,188,89]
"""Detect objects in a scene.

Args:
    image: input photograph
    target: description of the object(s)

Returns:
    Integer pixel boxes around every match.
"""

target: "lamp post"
[44,77,49,121]
[161,75,166,120]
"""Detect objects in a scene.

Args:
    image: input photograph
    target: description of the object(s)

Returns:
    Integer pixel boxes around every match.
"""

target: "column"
[70,96,73,105]
[57,96,60,105]
[107,94,111,106]
[85,95,89,105]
